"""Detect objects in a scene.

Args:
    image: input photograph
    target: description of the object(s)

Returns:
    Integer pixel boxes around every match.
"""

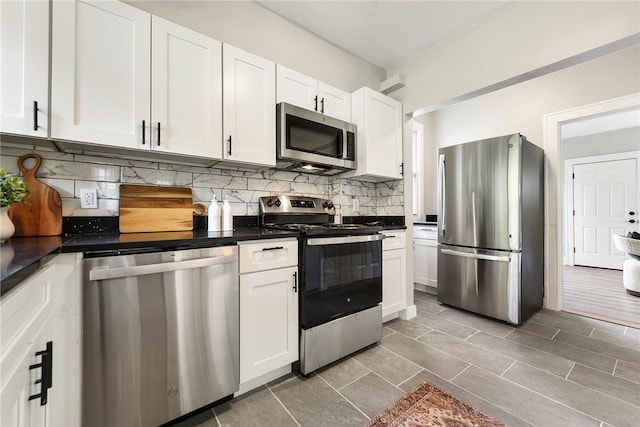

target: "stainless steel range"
[260,195,383,374]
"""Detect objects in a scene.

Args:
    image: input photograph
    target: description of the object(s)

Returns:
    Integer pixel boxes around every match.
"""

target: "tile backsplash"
[0,143,404,218]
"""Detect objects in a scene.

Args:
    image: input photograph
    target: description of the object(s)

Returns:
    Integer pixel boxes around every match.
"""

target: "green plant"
[0,167,29,208]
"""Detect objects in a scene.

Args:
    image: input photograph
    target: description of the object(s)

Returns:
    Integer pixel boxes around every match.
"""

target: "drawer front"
[382,231,405,251]
[413,225,437,240]
[239,239,298,274]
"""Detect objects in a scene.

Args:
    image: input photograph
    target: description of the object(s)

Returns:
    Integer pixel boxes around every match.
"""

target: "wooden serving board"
[8,154,63,236]
[119,185,194,233]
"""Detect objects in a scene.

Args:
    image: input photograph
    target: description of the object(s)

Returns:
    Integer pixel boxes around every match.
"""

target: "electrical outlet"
[352,196,359,212]
[80,188,98,208]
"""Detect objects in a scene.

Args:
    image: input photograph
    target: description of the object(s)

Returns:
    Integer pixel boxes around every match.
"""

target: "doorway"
[560,113,640,328]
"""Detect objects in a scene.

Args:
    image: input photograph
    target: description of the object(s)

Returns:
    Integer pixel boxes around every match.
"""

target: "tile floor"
[178,291,640,427]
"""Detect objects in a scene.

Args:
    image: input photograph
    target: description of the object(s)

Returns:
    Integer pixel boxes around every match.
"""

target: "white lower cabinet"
[382,231,407,318]
[0,253,81,427]
[238,239,298,386]
[414,239,438,288]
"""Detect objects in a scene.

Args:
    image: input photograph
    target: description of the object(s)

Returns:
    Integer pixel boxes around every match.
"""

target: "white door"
[0,0,49,137]
[317,82,351,122]
[365,89,403,179]
[276,65,317,111]
[222,45,275,167]
[414,239,437,288]
[574,158,638,269]
[382,248,406,317]
[239,267,298,383]
[51,0,150,149]
[151,16,222,159]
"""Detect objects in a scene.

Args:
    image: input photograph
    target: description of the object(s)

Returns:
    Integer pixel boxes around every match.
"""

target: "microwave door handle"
[337,131,344,159]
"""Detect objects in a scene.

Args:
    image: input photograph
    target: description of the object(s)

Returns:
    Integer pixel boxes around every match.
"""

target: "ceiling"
[256,0,513,69]
[561,108,640,139]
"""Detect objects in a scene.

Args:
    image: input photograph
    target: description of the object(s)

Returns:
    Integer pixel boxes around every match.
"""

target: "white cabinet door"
[151,16,222,159]
[276,65,316,111]
[414,239,437,288]
[223,45,275,166]
[276,65,351,122]
[0,254,80,427]
[350,87,403,181]
[382,248,406,317]
[0,0,49,137]
[51,0,150,149]
[317,81,351,122]
[240,266,298,383]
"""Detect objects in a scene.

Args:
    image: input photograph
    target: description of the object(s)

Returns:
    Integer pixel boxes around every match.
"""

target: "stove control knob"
[323,201,334,209]
[266,199,274,207]
[274,199,281,207]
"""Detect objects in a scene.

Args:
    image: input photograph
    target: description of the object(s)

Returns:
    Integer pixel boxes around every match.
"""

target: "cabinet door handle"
[157,122,161,146]
[33,101,38,131]
[28,341,53,406]
[262,246,284,251]
[626,219,636,224]
[227,135,232,156]
[293,271,297,293]
[320,97,324,114]
[314,95,318,111]
[400,162,404,177]
[142,120,146,145]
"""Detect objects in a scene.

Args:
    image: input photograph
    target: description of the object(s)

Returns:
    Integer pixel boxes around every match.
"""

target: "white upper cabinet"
[349,87,403,181]
[51,0,151,149]
[0,0,49,137]
[223,44,276,167]
[276,65,351,122]
[52,1,222,159]
[151,16,222,158]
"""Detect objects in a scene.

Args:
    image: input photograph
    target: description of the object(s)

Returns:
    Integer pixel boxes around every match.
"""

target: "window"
[412,121,423,219]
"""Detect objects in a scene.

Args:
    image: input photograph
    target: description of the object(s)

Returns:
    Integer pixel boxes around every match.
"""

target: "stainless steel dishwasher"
[82,246,239,427]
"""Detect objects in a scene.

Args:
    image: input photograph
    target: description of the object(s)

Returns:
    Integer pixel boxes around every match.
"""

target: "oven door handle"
[306,234,384,246]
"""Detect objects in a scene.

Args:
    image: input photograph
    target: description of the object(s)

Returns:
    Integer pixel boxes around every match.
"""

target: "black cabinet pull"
[320,98,324,114]
[293,271,297,293]
[627,219,637,224]
[400,162,404,176]
[227,135,232,156]
[33,101,38,131]
[28,341,53,406]
[157,122,161,146]
[314,95,318,112]
[262,246,284,251]
[630,211,636,216]
[142,120,146,145]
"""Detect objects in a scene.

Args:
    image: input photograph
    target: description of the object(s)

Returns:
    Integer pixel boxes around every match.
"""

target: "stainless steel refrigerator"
[437,133,544,325]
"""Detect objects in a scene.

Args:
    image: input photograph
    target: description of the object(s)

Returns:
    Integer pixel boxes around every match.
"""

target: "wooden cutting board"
[119,184,194,233]
[8,154,63,236]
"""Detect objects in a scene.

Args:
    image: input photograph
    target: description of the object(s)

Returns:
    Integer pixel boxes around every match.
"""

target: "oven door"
[300,234,383,329]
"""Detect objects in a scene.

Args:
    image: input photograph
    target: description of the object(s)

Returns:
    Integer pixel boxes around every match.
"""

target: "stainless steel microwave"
[276,102,356,175]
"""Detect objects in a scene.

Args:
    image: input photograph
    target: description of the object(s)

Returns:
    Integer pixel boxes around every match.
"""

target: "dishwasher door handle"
[89,254,237,281]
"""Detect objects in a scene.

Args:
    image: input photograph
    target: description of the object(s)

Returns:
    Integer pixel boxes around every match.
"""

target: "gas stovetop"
[259,195,382,236]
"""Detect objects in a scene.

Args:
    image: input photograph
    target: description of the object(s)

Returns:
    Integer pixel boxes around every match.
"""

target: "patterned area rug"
[367,382,505,427]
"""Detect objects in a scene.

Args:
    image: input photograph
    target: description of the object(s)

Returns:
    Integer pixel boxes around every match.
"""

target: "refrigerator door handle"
[439,154,446,236]
[441,248,511,263]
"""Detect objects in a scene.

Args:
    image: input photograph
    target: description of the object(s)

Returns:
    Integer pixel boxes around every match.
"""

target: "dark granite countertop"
[342,215,406,230]
[1,228,298,298]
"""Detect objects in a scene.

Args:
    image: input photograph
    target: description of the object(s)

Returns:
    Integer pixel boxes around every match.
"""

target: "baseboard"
[399,304,417,320]
[414,283,437,295]
[237,365,291,396]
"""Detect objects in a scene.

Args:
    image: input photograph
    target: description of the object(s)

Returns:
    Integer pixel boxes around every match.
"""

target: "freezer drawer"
[437,244,521,324]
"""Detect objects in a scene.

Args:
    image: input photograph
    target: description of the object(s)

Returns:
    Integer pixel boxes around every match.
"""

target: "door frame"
[564,151,640,266]
[543,92,640,311]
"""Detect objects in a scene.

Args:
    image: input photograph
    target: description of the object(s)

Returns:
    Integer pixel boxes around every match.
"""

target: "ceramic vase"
[0,206,15,242]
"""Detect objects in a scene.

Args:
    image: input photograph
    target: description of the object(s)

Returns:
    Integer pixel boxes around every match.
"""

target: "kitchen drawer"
[382,231,405,251]
[239,239,298,274]
[414,225,437,240]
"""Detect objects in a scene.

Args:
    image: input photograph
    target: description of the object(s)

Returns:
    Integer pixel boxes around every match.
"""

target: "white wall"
[387,1,640,114]
[124,0,384,92]
[563,127,640,159]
